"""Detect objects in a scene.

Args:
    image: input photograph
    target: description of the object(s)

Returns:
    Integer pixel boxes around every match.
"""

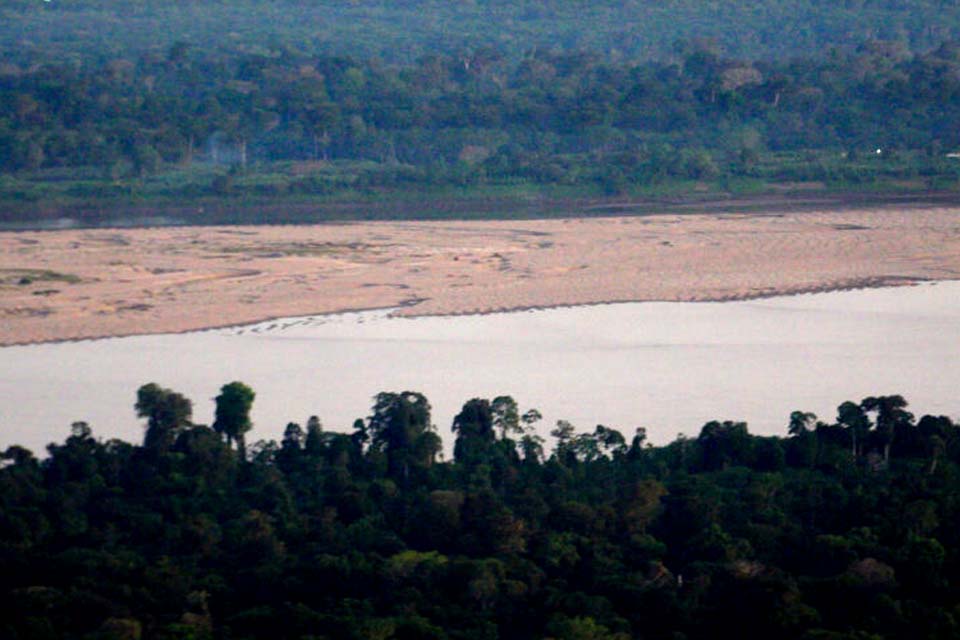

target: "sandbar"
[3,207,960,346]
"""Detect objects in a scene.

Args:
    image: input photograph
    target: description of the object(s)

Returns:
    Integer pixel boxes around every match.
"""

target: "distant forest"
[5,1,960,64]
[2,385,959,639]
[3,1,960,222]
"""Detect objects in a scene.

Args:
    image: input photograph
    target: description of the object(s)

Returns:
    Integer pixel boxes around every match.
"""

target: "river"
[1,281,959,456]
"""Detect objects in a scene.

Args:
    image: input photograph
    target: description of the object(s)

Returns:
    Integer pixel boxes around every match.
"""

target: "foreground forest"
[5,2,960,225]
[2,384,959,639]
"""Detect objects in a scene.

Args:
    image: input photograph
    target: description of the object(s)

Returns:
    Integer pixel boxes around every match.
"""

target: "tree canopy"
[213,380,255,458]
[4,19,960,226]
[2,384,960,639]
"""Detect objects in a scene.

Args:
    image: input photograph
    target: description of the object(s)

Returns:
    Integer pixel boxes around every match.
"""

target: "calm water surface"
[2,281,959,455]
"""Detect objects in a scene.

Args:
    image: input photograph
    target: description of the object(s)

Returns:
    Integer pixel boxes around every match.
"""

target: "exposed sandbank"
[3,207,960,346]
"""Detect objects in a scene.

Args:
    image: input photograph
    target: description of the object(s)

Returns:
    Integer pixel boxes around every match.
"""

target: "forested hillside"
[4,38,960,219]
[2,386,959,639]
[4,0,960,64]
[3,1,960,225]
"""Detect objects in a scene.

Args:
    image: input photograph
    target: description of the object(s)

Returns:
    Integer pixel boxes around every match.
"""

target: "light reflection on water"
[1,281,959,456]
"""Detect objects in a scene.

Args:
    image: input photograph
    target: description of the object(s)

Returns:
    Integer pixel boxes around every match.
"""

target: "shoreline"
[5,187,960,233]
[392,275,936,318]
[1,276,943,348]
[4,207,960,347]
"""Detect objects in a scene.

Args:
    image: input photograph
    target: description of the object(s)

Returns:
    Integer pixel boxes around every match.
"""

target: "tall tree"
[367,391,438,481]
[491,395,521,440]
[135,382,192,453]
[698,420,751,471]
[452,398,496,466]
[837,401,870,459]
[213,381,256,460]
[788,410,817,437]
[861,394,912,466]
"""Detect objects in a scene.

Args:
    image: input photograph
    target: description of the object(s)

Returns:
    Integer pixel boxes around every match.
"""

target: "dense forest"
[7,1,960,65]
[4,1,960,225]
[2,384,960,639]
[5,4,960,639]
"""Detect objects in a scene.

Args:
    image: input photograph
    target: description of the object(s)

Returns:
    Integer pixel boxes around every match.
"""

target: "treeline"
[4,39,960,198]
[2,384,960,639]
[5,0,960,66]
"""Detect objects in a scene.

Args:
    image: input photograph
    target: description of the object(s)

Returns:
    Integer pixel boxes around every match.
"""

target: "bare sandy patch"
[2,207,960,345]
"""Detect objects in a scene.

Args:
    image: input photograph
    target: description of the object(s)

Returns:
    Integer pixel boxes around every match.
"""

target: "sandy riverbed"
[3,207,960,346]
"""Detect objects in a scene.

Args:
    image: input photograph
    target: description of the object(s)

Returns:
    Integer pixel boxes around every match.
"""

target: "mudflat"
[3,207,960,346]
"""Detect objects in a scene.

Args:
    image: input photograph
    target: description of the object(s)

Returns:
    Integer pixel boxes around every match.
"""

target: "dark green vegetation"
[6,1,960,67]
[3,385,960,639]
[4,2,960,226]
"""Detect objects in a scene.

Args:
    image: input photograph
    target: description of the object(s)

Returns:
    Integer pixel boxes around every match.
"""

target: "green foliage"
[213,381,255,458]
[4,30,960,225]
[4,0,960,66]
[367,391,439,483]
[135,383,192,452]
[3,386,960,638]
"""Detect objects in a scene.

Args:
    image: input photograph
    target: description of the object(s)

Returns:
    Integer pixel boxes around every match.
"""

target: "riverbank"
[3,206,960,346]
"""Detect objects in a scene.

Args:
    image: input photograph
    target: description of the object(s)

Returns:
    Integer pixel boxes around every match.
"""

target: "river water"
[2,281,959,456]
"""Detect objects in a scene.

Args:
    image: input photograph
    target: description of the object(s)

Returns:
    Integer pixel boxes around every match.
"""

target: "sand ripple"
[2,207,960,345]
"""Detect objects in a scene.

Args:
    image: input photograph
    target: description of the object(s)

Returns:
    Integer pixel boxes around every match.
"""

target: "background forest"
[3,1,960,225]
